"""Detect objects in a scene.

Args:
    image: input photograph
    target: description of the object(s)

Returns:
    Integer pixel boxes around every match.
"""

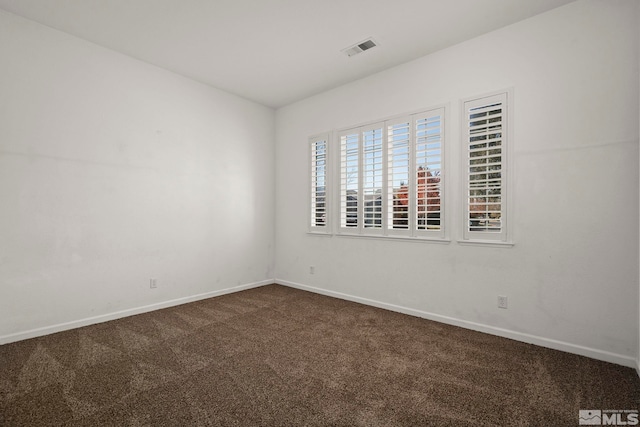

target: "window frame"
[337,122,386,236]
[338,127,360,233]
[335,107,447,241]
[309,133,331,234]
[385,116,414,237]
[460,89,514,246]
[412,109,445,239]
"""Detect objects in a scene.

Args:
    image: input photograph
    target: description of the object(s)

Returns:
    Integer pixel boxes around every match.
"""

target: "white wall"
[275,0,640,366]
[0,10,275,341]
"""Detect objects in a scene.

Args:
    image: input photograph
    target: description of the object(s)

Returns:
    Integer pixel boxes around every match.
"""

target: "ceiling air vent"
[342,38,378,57]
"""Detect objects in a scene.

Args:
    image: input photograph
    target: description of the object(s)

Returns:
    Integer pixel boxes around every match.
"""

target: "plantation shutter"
[333,107,448,241]
[310,135,328,230]
[339,130,359,231]
[463,93,508,241]
[414,109,444,236]
[361,125,383,231]
[386,118,411,234]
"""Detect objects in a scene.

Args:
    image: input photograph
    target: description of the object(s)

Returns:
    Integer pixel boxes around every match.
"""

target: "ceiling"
[0,0,576,108]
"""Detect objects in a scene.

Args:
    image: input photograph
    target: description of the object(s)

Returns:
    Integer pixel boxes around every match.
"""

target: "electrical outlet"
[498,295,508,309]
[150,278,157,289]
[309,266,315,275]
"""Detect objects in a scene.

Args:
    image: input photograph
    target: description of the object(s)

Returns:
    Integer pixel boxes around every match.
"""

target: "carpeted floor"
[1,284,638,426]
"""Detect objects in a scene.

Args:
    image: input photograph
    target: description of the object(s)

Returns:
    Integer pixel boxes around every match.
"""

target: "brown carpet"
[1,284,638,426]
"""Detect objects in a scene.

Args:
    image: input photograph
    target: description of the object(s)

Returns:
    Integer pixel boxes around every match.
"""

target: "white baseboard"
[276,279,637,369]
[0,279,272,345]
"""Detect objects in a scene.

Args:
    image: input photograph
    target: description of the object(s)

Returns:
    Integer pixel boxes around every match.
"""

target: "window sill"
[457,239,514,248]
[307,231,333,237]
[336,233,451,244]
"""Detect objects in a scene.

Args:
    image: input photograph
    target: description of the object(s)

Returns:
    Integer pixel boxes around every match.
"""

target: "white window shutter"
[386,118,412,234]
[339,130,359,231]
[309,135,329,232]
[414,108,444,237]
[463,92,509,242]
[361,125,384,231]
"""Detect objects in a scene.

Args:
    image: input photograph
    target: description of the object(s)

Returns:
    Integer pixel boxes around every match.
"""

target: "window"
[414,113,443,234]
[338,107,445,239]
[339,123,385,234]
[462,92,510,243]
[362,126,383,230]
[339,130,360,229]
[310,134,329,232]
[387,119,411,232]
[310,92,511,245]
